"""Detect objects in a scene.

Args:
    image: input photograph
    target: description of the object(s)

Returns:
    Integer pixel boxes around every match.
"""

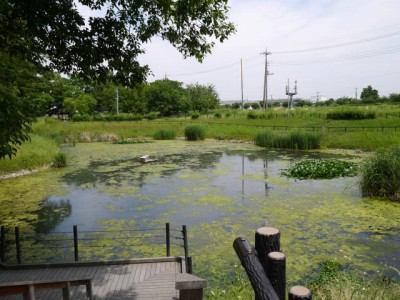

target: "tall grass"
[184,125,205,141]
[327,109,376,120]
[310,261,400,300]
[153,129,176,140]
[360,145,400,200]
[255,130,321,150]
[0,134,58,174]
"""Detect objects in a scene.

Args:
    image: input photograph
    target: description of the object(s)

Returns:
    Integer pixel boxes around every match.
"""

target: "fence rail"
[0,223,190,269]
[145,120,400,133]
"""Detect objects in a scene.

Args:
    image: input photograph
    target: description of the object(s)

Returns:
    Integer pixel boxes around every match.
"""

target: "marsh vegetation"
[1,105,400,299]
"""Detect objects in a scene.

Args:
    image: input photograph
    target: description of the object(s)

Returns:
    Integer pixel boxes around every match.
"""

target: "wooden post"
[166,223,170,257]
[289,286,312,300]
[255,228,284,300]
[233,237,279,300]
[15,227,21,264]
[73,225,78,262]
[182,225,189,271]
[255,227,281,268]
[0,226,5,263]
[267,252,286,300]
[187,256,193,274]
[176,273,207,300]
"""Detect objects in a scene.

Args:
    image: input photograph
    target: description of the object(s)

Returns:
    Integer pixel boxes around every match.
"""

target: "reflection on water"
[35,198,72,233]
[2,141,399,282]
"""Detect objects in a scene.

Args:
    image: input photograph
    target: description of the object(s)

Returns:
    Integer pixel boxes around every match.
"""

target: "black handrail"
[0,223,188,265]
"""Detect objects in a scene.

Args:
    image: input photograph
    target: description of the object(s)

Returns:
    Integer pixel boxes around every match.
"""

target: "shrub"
[72,114,92,122]
[282,159,358,179]
[326,109,376,120]
[247,111,258,119]
[214,112,222,118]
[147,112,158,120]
[153,129,176,140]
[131,113,143,121]
[225,112,231,118]
[93,114,106,121]
[360,145,400,200]
[53,153,67,168]
[191,112,201,119]
[184,125,205,141]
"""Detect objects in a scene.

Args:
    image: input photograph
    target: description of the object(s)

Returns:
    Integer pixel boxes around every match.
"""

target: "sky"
[136,0,400,102]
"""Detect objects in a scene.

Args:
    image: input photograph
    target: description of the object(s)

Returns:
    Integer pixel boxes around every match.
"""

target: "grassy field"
[0,134,59,175]
[2,105,399,174]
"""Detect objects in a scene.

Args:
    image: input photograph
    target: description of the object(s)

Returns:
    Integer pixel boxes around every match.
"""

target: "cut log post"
[255,227,282,289]
[267,252,286,300]
[233,237,279,300]
[255,227,281,259]
[289,286,312,300]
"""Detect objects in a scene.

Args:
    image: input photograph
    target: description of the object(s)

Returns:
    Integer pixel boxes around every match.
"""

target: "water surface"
[1,140,399,283]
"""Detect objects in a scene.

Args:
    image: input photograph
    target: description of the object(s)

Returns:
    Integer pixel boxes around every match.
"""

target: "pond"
[0,140,399,285]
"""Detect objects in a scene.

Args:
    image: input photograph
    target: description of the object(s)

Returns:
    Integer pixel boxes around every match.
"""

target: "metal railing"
[0,223,189,268]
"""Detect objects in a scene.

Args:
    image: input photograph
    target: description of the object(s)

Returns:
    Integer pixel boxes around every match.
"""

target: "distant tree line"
[224,85,400,109]
[27,74,220,118]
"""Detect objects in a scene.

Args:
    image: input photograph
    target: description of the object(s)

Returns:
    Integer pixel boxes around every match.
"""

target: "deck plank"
[0,258,186,299]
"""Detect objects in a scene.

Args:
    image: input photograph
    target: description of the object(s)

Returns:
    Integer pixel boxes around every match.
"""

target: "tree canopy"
[360,85,379,103]
[1,0,235,86]
[0,0,235,159]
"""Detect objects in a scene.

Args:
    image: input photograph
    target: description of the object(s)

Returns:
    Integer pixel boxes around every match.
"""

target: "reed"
[255,130,321,150]
[184,125,205,141]
[153,129,176,140]
[360,145,400,200]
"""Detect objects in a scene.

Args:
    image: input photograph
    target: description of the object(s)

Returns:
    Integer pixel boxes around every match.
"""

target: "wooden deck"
[0,257,186,299]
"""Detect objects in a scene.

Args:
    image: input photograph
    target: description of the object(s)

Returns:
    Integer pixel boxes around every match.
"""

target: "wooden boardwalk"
[0,257,186,299]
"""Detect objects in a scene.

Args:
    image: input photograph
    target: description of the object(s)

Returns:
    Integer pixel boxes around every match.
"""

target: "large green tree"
[0,0,235,159]
[0,53,36,158]
[360,85,379,103]
[186,83,220,113]
[146,79,189,116]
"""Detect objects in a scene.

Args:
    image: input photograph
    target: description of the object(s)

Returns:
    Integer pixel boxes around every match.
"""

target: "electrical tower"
[285,80,297,109]
[261,48,273,110]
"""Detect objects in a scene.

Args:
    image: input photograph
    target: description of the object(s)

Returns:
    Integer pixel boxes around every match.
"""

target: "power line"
[167,30,400,78]
[270,46,400,65]
[273,30,400,54]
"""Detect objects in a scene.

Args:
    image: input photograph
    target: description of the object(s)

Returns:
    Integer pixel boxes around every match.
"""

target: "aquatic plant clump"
[282,159,358,179]
[361,145,400,200]
[153,129,176,140]
[184,125,205,141]
[255,130,321,150]
[53,153,67,168]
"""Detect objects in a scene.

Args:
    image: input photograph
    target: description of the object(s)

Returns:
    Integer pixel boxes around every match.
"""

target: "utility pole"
[355,88,358,100]
[116,86,119,115]
[241,58,244,110]
[316,92,320,103]
[261,48,272,110]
